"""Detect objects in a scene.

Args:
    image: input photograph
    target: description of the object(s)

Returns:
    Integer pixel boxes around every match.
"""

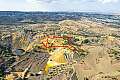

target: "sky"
[0,0,120,13]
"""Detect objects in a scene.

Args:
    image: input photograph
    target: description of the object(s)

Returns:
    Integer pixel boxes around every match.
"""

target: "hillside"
[0,19,120,80]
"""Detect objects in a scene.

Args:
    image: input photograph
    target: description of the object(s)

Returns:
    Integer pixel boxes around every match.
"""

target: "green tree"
[0,69,3,80]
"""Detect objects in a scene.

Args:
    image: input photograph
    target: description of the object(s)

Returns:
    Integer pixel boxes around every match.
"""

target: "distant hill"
[0,11,82,24]
[0,11,120,26]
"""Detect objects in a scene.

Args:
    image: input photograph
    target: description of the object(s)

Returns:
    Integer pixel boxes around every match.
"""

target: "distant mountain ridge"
[0,11,120,26]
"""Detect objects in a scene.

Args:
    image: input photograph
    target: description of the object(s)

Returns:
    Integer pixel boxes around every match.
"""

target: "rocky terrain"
[0,18,120,80]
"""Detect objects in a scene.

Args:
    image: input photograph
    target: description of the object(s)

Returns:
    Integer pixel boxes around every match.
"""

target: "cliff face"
[12,32,29,51]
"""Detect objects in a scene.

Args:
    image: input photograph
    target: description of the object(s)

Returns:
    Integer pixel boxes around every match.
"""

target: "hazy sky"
[0,0,120,13]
